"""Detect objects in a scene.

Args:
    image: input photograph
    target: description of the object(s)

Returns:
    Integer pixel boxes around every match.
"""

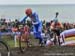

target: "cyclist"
[19,8,43,46]
[50,12,63,45]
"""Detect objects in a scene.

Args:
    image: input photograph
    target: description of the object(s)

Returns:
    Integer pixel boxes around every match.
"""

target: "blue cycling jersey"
[20,12,40,24]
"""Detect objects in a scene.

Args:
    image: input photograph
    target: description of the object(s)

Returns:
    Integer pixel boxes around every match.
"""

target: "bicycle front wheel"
[19,33,29,53]
[0,40,10,56]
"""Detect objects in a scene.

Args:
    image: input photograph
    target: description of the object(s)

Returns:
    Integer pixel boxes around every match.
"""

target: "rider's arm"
[50,22,55,30]
[59,22,64,29]
[19,16,28,23]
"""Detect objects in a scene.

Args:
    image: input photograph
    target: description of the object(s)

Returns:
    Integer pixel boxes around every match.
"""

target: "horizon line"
[0,4,75,6]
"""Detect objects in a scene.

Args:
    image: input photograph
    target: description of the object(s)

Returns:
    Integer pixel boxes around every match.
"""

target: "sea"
[0,4,75,23]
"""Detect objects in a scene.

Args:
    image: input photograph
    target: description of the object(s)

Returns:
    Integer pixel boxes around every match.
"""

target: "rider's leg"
[56,29,61,45]
[33,22,43,45]
[34,32,43,44]
[38,22,43,45]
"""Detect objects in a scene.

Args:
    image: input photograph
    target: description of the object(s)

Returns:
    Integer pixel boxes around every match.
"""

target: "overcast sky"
[0,0,75,5]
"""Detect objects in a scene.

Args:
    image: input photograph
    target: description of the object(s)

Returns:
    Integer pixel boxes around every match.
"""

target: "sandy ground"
[0,46,75,56]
